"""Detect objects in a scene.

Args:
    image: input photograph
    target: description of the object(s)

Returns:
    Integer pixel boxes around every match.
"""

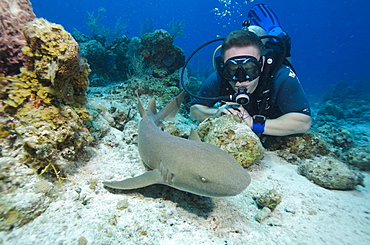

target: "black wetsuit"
[191,65,311,119]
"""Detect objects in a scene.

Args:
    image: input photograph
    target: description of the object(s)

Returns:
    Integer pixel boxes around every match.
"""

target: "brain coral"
[0,0,35,76]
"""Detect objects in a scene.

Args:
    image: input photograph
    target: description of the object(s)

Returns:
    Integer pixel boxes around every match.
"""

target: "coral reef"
[124,71,182,104]
[268,90,368,172]
[76,33,140,85]
[298,156,364,190]
[86,84,192,144]
[0,0,35,76]
[75,15,186,86]
[140,29,185,78]
[197,115,265,167]
[315,81,370,124]
[107,36,132,80]
[86,8,107,36]
[0,15,94,230]
[313,124,370,170]
[1,18,92,184]
[317,100,345,120]
[79,39,111,84]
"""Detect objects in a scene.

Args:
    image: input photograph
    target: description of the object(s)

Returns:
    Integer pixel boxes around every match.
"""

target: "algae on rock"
[197,115,264,167]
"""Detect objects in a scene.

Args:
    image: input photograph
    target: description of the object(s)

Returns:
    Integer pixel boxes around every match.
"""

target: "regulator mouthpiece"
[233,86,250,105]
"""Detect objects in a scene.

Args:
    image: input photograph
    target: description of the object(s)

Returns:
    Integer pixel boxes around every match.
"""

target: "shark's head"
[172,143,251,197]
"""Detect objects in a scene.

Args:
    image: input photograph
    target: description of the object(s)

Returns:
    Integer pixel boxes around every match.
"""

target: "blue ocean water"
[31,0,370,95]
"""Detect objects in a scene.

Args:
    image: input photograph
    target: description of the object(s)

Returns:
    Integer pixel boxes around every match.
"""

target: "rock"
[77,236,88,245]
[298,156,364,190]
[197,115,265,167]
[116,199,129,210]
[253,189,282,210]
[33,180,51,194]
[255,207,271,223]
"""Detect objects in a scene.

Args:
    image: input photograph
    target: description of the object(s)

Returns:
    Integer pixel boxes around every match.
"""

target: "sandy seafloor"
[1,90,370,245]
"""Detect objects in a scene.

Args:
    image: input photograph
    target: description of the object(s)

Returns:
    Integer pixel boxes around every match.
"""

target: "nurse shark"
[103,91,251,197]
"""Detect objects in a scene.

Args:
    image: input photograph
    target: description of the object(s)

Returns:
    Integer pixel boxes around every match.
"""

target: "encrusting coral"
[0,17,93,185]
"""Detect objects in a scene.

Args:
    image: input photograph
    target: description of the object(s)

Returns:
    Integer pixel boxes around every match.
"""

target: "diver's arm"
[224,106,311,136]
[190,104,219,121]
[190,104,235,121]
[191,105,311,136]
[262,112,311,136]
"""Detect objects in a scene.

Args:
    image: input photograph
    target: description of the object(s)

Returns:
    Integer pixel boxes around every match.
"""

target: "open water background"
[31,0,370,95]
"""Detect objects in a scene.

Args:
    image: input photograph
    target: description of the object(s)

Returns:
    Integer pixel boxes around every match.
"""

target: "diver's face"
[223,46,263,93]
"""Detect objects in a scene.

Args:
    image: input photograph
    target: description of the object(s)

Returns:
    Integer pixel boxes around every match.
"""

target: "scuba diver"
[186,3,311,138]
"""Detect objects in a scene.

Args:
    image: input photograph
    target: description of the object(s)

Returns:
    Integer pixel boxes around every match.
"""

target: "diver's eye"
[200,177,208,183]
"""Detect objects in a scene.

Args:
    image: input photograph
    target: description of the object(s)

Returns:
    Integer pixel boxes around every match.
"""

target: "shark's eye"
[200,177,208,183]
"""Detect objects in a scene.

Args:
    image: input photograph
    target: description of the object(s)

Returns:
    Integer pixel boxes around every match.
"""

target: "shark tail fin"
[137,91,186,122]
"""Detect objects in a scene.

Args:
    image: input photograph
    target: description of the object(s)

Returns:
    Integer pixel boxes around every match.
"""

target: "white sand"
[1,123,369,245]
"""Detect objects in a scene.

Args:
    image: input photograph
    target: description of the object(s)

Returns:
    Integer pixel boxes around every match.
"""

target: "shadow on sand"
[104,184,214,217]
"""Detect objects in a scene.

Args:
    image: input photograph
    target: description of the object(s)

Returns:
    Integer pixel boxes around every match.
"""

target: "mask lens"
[222,56,261,82]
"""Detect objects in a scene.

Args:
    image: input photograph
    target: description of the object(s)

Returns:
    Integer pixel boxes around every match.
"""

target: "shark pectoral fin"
[189,128,202,141]
[103,169,163,190]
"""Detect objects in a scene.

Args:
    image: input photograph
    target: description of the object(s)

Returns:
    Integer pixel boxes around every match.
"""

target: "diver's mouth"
[236,85,249,91]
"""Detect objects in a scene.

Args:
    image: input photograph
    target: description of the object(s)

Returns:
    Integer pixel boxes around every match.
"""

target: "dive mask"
[222,56,262,82]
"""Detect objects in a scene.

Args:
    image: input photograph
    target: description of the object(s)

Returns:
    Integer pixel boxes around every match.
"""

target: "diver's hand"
[217,103,253,127]
[217,102,240,116]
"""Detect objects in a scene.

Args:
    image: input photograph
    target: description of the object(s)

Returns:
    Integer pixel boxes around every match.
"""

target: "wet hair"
[221,29,265,57]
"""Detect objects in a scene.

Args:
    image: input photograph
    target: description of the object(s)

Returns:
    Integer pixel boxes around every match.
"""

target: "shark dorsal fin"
[189,129,202,141]
[137,95,145,117]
